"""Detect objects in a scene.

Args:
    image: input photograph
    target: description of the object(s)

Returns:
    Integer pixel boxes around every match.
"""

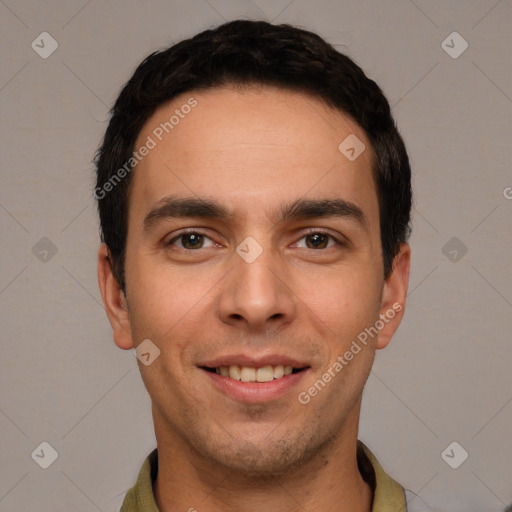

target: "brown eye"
[305,233,330,249]
[168,232,215,250]
[295,231,340,250]
[181,233,204,249]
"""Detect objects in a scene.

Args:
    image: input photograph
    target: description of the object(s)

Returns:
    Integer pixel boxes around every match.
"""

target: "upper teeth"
[215,365,294,382]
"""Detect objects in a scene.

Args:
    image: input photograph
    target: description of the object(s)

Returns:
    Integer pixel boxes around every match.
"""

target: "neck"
[153,401,373,512]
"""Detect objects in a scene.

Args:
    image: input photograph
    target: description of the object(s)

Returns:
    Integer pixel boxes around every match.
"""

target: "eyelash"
[166,228,344,250]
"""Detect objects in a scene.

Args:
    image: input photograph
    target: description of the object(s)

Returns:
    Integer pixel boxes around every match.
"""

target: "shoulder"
[119,449,160,512]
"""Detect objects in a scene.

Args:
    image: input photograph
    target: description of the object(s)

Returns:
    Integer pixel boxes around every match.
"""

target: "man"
[95,19,430,511]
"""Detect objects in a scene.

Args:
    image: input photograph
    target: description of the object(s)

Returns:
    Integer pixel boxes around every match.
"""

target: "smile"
[203,364,305,383]
[200,363,310,403]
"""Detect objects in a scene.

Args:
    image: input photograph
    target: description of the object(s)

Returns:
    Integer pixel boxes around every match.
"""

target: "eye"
[294,231,340,249]
[167,231,215,250]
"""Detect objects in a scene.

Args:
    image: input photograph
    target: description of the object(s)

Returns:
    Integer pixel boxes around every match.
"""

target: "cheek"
[125,266,213,400]
[293,265,382,343]
[124,249,214,345]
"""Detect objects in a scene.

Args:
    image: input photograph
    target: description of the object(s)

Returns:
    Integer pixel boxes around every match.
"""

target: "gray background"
[0,1,511,511]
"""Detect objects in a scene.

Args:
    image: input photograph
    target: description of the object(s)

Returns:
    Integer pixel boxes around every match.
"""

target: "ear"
[97,243,134,350]
[376,243,411,350]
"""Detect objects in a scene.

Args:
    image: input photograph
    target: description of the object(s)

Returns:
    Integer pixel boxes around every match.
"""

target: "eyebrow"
[142,195,368,231]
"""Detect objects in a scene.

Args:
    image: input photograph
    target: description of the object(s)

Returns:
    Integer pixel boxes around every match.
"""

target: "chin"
[205,429,336,479]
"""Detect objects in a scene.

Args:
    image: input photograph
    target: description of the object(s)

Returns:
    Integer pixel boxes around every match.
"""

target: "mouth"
[199,359,311,403]
[201,364,307,383]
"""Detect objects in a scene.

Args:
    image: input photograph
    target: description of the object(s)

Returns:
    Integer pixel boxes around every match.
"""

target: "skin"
[98,85,410,512]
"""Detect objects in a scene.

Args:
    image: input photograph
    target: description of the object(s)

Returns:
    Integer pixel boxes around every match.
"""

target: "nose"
[217,244,297,332]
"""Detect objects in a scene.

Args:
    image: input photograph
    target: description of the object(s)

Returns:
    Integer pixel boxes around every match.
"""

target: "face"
[99,85,409,477]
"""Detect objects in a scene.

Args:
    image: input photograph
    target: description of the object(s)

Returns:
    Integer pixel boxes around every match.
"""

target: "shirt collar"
[358,441,408,512]
[120,440,406,512]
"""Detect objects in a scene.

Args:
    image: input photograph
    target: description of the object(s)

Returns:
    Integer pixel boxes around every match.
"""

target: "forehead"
[130,85,378,225]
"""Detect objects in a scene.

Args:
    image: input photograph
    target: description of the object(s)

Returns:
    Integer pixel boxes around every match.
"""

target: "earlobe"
[376,243,411,350]
[97,243,134,350]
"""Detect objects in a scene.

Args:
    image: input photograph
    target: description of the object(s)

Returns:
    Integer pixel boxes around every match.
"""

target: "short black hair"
[94,19,412,292]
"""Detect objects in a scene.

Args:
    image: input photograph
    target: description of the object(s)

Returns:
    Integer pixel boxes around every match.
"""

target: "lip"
[201,366,311,403]
[198,354,309,369]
